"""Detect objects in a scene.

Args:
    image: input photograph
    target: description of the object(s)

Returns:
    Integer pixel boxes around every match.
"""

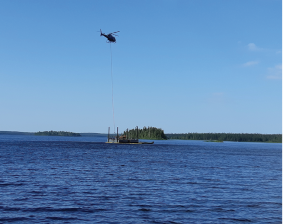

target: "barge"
[105,126,154,144]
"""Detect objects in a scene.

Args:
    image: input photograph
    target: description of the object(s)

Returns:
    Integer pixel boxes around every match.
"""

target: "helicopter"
[99,29,120,43]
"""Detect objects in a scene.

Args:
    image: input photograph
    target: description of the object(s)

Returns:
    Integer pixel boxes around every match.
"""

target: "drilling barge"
[105,127,154,144]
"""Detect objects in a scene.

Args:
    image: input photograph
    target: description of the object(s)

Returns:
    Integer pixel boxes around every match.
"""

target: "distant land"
[0,130,282,143]
[0,131,35,135]
[0,131,107,137]
[123,127,282,143]
[35,131,81,137]
[166,133,282,143]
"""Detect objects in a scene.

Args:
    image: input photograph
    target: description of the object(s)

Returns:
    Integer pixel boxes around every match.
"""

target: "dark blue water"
[0,135,282,223]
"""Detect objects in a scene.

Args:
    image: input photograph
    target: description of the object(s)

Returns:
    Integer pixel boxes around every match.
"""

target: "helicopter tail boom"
[100,29,104,36]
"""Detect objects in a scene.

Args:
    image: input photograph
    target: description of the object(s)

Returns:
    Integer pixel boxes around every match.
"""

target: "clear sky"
[0,0,282,134]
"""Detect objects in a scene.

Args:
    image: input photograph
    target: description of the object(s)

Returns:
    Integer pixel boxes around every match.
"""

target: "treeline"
[123,126,167,140]
[166,133,282,143]
[35,131,81,137]
[0,131,34,135]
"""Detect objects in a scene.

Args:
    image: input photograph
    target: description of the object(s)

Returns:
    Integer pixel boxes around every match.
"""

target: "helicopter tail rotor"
[97,29,104,36]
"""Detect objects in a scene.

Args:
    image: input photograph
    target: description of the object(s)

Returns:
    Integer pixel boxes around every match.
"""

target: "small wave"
[29,190,45,194]
[1,206,22,211]
[46,216,80,220]
[184,209,194,212]
[247,204,261,207]
[151,220,182,224]
[139,208,151,212]
[22,207,107,213]
[0,217,30,222]
[209,206,235,212]
[23,207,80,212]
[218,217,252,222]
[162,221,182,224]
[13,197,29,201]
[56,207,81,212]
[0,183,24,187]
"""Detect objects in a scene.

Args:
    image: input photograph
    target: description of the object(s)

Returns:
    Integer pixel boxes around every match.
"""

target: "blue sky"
[0,0,282,134]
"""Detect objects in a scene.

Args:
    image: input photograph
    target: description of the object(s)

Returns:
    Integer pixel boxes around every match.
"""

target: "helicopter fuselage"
[101,33,116,43]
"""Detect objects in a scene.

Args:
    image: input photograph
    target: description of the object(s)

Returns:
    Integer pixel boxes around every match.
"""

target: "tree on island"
[123,126,167,140]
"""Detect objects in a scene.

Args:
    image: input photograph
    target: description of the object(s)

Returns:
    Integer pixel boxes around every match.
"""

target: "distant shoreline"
[165,133,282,143]
[0,131,282,143]
[0,131,35,135]
[0,131,107,137]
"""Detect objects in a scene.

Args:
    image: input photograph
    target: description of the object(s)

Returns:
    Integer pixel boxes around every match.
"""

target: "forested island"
[122,127,281,142]
[123,127,167,140]
[35,131,81,137]
[166,133,282,143]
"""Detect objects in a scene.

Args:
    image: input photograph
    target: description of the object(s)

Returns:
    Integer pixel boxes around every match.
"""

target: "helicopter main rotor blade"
[111,31,120,34]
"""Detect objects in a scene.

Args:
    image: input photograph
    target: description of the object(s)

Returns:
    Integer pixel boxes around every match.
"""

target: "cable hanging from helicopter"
[98,29,120,133]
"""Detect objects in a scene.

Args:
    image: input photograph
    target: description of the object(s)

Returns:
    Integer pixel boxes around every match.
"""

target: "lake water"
[0,135,282,223]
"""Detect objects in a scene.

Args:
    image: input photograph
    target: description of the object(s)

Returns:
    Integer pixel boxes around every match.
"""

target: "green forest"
[166,133,282,143]
[121,127,281,142]
[123,126,167,140]
[35,131,81,137]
